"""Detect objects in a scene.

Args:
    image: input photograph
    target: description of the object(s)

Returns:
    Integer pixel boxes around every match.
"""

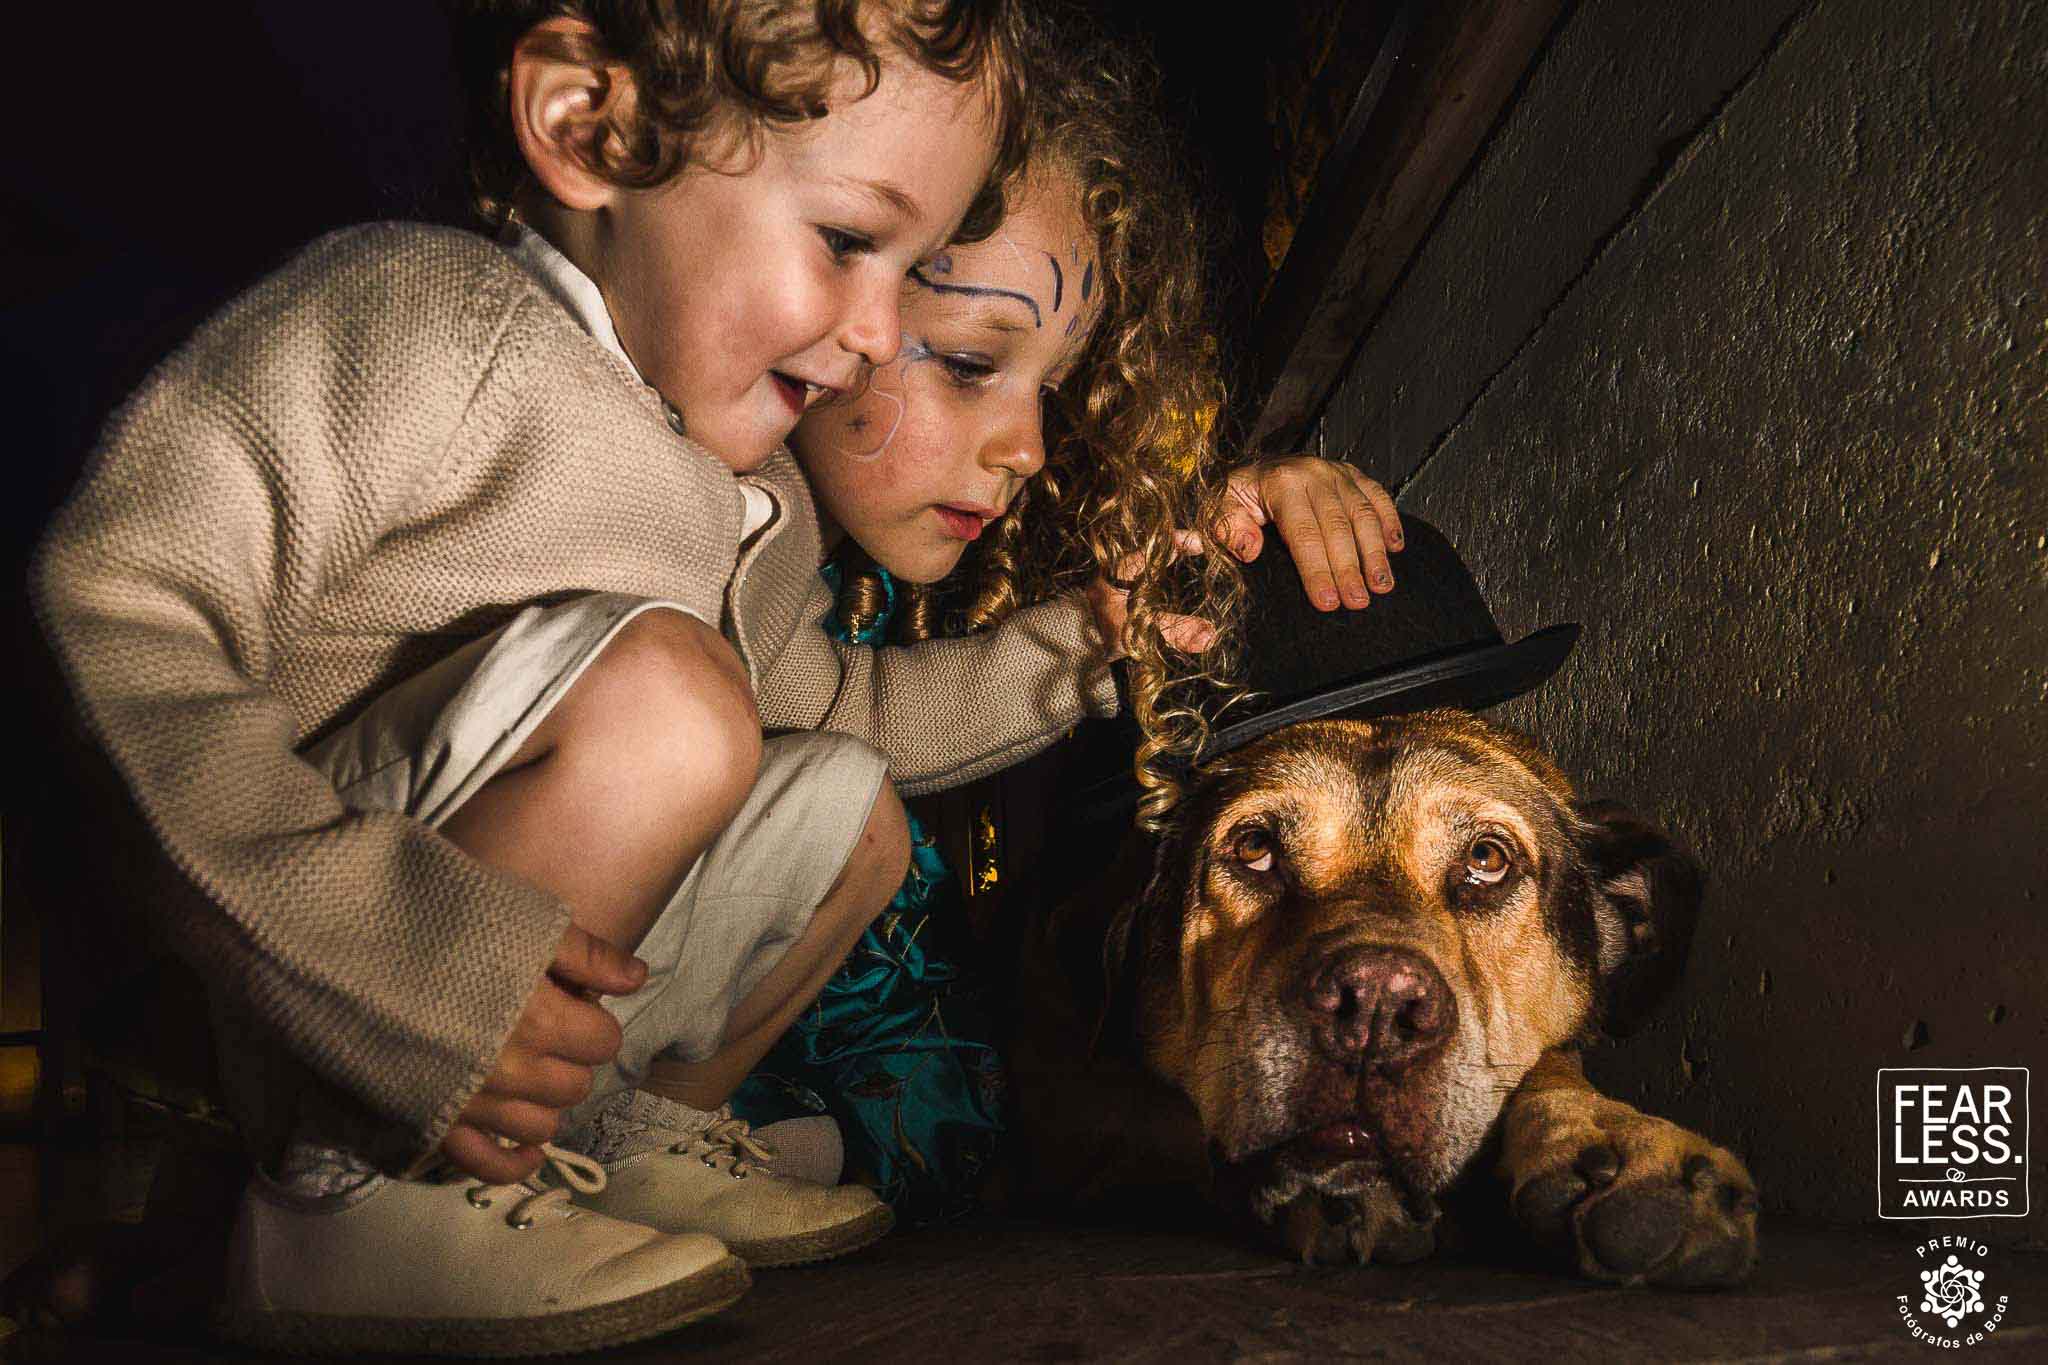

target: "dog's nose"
[1301,947,1456,1067]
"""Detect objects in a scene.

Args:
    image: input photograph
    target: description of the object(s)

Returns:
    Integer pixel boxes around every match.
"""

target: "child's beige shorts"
[300,592,889,1120]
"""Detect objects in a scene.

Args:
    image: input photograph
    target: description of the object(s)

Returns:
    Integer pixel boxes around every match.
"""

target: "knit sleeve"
[28,228,569,1173]
[756,576,1121,797]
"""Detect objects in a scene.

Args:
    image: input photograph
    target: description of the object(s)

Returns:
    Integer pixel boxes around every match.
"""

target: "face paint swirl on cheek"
[833,333,924,463]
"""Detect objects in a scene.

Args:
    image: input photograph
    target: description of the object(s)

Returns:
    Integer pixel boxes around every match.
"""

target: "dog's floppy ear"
[1575,798,1705,1037]
[1093,800,1202,1062]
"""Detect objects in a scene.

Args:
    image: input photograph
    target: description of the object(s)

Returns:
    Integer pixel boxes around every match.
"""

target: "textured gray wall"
[1322,0,2046,1231]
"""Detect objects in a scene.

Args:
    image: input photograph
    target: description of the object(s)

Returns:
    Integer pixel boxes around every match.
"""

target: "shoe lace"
[443,1143,608,1229]
[668,1105,778,1179]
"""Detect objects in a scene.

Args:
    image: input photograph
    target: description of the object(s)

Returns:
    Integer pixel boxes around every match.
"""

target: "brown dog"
[1004,709,1758,1286]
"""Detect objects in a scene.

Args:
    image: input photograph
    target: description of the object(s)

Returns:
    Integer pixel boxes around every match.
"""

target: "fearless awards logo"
[1877,1068,2029,1218]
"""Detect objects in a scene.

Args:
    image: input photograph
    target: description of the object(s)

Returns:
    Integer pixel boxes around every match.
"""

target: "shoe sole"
[215,1251,749,1357]
[732,1202,896,1269]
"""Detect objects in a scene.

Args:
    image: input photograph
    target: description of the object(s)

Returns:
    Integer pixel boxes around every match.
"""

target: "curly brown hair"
[842,19,1247,828]
[450,0,1030,234]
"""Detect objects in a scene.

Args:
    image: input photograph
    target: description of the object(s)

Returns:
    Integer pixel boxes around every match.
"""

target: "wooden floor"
[3,1141,2044,1361]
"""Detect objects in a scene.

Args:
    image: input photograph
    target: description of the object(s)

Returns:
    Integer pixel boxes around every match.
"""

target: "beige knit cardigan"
[31,223,1117,1171]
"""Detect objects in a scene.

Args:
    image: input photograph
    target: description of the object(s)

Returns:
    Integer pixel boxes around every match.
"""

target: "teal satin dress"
[728,562,1004,1224]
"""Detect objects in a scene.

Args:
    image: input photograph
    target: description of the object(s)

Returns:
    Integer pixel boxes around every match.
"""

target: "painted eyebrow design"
[908,263,1043,328]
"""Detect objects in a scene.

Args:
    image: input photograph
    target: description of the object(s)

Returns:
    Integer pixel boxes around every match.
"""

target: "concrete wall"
[1319,0,2046,1232]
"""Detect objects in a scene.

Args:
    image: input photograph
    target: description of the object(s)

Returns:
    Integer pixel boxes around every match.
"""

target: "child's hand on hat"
[1085,531,1218,661]
[438,923,647,1183]
[1084,455,1399,656]
[1219,457,1403,611]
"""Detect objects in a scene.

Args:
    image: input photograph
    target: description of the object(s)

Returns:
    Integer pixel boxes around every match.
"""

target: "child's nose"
[980,412,1045,481]
[839,281,901,368]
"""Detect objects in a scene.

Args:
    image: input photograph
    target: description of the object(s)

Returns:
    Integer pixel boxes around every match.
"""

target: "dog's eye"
[1230,828,1276,873]
[1465,837,1511,884]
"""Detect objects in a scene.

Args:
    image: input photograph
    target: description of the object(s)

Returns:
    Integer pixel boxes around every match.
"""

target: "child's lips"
[933,504,998,541]
[770,372,832,416]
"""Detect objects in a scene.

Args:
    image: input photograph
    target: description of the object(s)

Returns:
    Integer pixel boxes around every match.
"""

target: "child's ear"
[507,16,632,213]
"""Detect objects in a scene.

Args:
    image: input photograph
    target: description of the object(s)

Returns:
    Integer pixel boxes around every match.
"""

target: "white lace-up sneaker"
[216,1145,749,1356]
[568,1098,892,1268]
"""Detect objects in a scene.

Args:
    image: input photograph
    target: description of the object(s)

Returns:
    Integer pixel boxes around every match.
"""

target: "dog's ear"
[1093,800,1202,1063]
[1096,891,1146,1057]
[1575,798,1705,1037]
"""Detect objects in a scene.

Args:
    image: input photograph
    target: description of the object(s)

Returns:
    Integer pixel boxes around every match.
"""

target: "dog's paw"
[1274,1184,1439,1266]
[1503,1093,1758,1287]
[1221,1151,1439,1266]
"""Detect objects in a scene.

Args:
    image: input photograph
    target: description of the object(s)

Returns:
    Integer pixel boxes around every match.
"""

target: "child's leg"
[287,601,901,1275]
[424,607,907,1126]
[538,727,907,1266]
[211,602,764,1354]
[639,782,909,1111]
[437,607,762,958]
[558,726,907,1120]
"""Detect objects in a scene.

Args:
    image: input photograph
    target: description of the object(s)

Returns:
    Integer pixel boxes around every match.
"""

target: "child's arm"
[757,458,1400,798]
[30,229,578,1173]
[756,578,1117,797]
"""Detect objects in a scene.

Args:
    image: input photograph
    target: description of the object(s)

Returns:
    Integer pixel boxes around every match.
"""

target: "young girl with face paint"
[715,31,1403,1219]
[792,37,1403,806]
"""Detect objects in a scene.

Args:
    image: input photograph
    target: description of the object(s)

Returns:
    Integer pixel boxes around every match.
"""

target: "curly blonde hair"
[838,20,1247,828]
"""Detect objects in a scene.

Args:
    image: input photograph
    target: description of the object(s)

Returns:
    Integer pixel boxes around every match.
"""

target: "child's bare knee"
[567,609,762,811]
[600,609,753,712]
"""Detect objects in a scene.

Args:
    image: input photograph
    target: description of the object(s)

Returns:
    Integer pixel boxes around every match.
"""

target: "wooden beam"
[1247,0,1568,453]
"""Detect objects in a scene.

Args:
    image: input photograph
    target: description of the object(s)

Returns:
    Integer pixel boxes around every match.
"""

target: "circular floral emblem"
[1919,1255,1988,1327]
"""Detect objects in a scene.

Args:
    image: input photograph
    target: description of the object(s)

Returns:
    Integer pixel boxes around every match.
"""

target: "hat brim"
[1199,622,1581,762]
[1054,622,1580,853]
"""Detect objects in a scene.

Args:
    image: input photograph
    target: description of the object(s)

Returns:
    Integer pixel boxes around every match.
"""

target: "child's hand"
[1217,456,1403,611]
[1086,533,1218,660]
[439,923,647,1183]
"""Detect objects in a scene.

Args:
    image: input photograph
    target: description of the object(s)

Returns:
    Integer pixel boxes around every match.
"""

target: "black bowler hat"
[1056,513,1579,829]
[1198,513,1579,760]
